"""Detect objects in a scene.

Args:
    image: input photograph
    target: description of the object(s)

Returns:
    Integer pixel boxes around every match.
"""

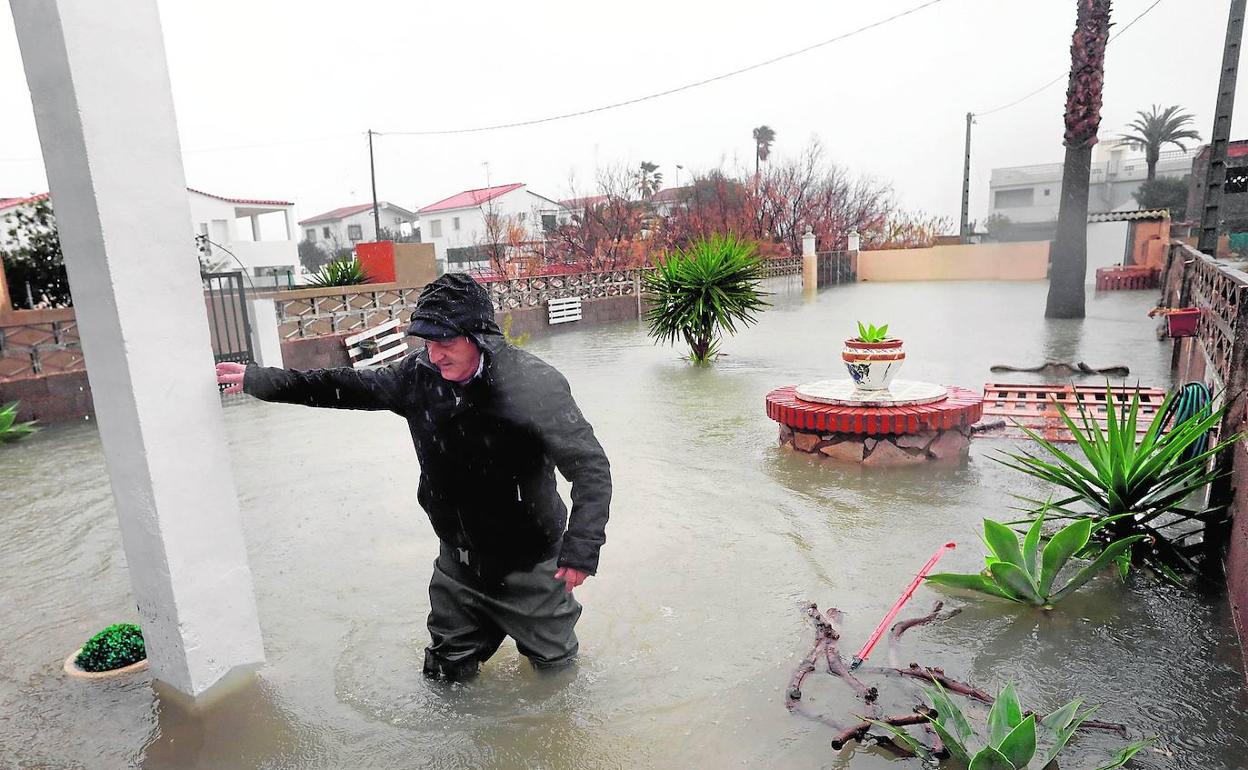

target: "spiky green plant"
[306,257,371,287]
[0,401,39,443]
[870,681,1153,769]
[855,321,890,342]
[642,234,770,365]
[998,388,1241,578]
[75,623,146,672]
[926,511,1144,607]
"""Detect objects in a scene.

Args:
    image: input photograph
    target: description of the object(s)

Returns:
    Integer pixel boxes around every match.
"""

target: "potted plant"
[1148,306,1201,338]
[842,322,904,391]
[63,623,148,679]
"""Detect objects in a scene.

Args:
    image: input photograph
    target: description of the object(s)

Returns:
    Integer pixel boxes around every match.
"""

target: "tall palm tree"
[1045,0,1112,320]
[753,125,776,179]
[1119,104,1201,180]
[635,161,662,199]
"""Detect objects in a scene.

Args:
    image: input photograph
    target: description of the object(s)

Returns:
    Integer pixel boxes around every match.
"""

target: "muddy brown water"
[2,280,1246,769]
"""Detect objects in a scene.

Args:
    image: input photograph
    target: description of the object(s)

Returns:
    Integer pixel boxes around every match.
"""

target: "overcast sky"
[0,0,1238,228]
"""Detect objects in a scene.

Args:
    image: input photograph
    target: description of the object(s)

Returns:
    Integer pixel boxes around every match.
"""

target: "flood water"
[3,279,1246,769]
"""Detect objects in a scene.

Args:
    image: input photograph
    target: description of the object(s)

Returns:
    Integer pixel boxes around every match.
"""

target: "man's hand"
[554,566,589,593]
[216,362,247,394]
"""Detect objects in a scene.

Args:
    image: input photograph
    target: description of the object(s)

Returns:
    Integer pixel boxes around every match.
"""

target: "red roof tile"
[298,202,377,225]
[187,188,293,207]
[559,195,608,209]
[419,183,525,214]
[0,192,49,211]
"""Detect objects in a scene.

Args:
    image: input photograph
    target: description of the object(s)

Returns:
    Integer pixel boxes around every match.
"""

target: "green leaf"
[924,682,976,750]
[967,745,1015,770]
[879,324,888,338]
[865,718,933,761]
[986,684,1020,747]
[1093,737,1156,770]
[1052,535,1147,602]
[983,519,1028,570]
[988,561,1045,605]
[997,714,1037,768]
[927,717,971,764]
[926,572,1020,603]
[1022,508,1045,575]
[1038,518,1093,596]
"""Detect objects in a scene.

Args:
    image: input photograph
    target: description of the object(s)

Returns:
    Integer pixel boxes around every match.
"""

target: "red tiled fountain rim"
[765,385,984,435]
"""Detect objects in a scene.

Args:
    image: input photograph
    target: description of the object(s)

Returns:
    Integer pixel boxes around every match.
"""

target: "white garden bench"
[345,318,409,369]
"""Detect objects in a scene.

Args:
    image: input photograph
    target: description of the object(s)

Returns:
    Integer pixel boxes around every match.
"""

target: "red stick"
[850,542,955,670]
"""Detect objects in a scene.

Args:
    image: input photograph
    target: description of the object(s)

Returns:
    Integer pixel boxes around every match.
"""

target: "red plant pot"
[1166,308,1200,338]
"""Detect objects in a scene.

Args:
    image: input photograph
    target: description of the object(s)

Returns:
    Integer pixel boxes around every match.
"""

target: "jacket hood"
[408,273,502,343]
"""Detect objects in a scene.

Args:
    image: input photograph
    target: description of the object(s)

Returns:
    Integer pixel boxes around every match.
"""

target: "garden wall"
[856,241,1050,282]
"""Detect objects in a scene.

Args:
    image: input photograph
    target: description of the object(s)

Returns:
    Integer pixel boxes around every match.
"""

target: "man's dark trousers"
[423,542,582,681]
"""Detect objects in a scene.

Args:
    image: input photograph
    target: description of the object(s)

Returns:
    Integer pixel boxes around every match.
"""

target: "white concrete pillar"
[801,225,818,293]
[283,208,294,241]
[11,0,265,697]
[246,298,284,368]
[250,214,261,242]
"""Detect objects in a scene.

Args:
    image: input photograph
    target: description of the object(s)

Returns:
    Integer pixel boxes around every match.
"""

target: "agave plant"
[642,234,769,365]
[926,512,1144,607]
[0,401,39,444]
[998,388,1240,578]
[871,682,1152,769]
[855,321,890,342]
[307,257,371,288]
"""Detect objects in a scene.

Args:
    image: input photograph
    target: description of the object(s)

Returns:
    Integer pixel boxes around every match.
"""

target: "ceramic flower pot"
[63,648,148,680]
[842,338,905,391]
[1165,308,1200,338]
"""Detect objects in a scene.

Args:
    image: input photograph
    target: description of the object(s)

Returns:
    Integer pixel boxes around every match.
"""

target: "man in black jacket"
[216,273,612,681]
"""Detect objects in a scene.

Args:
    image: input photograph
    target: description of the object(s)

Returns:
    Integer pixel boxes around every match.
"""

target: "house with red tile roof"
[298,201,418,253]
[3,189,300,284]
[416,183,568,270]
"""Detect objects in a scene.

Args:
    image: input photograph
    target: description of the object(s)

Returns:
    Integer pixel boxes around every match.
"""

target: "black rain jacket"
[243,276,611,576]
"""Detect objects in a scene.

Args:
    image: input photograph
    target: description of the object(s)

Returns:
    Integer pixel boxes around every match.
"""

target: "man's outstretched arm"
[216,360,409,412]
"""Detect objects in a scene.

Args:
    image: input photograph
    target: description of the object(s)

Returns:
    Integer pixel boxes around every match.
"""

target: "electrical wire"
[376,0,946,137]
[974,0,1166,118]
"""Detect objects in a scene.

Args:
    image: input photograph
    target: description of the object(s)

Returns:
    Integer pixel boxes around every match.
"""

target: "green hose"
[1160,382,1212,462]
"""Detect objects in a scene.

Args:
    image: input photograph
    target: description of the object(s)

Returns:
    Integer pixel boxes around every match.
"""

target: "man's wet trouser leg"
[424,545,582,681]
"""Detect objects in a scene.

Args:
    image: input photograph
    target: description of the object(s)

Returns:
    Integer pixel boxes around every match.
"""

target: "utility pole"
[960,112,974,243]
[368,129,381,241]
[1198,0,1246,256]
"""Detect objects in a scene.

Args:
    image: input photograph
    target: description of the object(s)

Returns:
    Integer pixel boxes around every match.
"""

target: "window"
[453,217,461,231]
[517,212,526,222]
[1043,189,1051,197]
[541,213,557,234]
[993,188,1035,209]
[347,224,363,241]
[430,219,443,238]
[305,228,316,241]
[322,226,331,238]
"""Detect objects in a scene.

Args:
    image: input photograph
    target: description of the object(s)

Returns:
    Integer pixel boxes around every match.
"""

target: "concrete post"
[283,208,295,241]
[250,214,262,242]
[0,258,11,311]
[247,298,284,368]
[801,225,818,293]
[11,0,265,697]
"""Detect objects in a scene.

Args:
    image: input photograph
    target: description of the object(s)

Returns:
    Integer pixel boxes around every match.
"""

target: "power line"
[975,0,1166,117]
[376,0,947,137]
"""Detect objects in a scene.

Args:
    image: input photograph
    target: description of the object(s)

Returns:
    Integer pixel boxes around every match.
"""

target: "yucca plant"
[855,321,890,342]
[871,682,1152,769]
[999,388,1240,578]
[926,512,1144,607]
[307,257,371,287]
[0,401,39,443]
[642,234,770,365]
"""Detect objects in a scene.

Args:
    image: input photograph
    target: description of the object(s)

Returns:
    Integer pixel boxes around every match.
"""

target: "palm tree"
[1119,104,1201,180]
[753,125,776,179]
[1045,0,1112,320]
[635,161,662,199]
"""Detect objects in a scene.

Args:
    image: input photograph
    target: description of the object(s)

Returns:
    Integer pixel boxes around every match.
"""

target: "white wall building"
[298,202,417,254]
[187,188,298,279]
[417,183,567,271]
[987,140,1197,225]
[3,189,299,280]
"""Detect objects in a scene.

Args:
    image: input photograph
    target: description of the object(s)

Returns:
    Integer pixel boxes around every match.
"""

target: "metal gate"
[202,271,254,365]
[817,251,855,287]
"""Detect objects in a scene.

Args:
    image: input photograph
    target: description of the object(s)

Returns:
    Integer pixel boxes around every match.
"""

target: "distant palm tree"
[753,125,776,180]
[635,161,663,199]
[1045,0,1112,320]
[1119,104,1201,180]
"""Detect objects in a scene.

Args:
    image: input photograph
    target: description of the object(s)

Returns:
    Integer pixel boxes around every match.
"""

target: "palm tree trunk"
[1045,0,1111,320]
[1146,148,1159,181]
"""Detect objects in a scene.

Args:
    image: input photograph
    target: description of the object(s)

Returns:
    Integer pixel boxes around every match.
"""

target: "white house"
[3,189,300,280]
[417,183,568,270]
[187,188,299,279]
[298,201,418,253]
[987,139,1197,226]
